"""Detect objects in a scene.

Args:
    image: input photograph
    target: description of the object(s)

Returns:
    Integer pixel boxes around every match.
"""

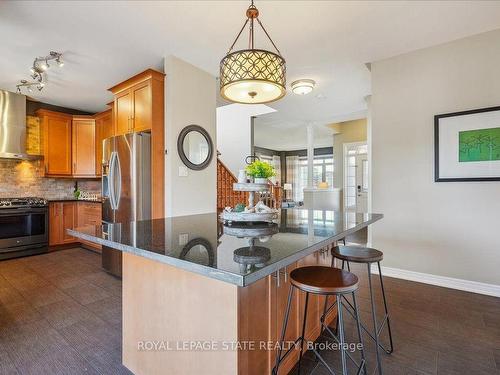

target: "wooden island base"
[122,245,337,375]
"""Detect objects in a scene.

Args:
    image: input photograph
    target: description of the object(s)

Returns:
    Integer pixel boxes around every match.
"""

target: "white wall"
[371,29,500,286]
[216,103,275,176]
[164,56,217,217]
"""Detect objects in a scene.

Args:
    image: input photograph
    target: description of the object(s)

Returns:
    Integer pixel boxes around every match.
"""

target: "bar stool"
[273,266,367,375]
[332,246,394,375]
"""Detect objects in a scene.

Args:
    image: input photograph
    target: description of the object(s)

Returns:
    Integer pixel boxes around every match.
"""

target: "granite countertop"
[48,198,102,203]
[68,209,383,286]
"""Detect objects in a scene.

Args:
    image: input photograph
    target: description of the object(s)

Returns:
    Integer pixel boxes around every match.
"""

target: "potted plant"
[245,160,275,184]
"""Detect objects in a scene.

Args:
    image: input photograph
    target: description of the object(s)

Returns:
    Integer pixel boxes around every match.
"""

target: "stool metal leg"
[377,262,394,354]
[273,285,295,375]
[367,264,383,375]
[298,292,310,375]
[352,292,367,375]
[337,295,348,374]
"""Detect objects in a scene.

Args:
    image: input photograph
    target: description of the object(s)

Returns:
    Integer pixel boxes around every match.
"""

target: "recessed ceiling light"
[291,79,316,95]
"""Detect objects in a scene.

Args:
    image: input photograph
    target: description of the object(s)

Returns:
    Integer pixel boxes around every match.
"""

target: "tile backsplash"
[0,159,100,199]
[0,115,101,199]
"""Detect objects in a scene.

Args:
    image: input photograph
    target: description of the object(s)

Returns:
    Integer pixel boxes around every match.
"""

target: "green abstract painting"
[459,127,500,162]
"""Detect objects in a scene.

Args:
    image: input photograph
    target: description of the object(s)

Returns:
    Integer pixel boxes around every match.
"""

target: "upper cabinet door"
[132,82,152,132]
[40,111,73,176]
[72,117,96,176]
[115,90,132,136]
[94,109,113,176]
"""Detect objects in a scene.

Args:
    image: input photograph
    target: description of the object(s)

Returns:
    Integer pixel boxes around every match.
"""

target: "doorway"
[343,142,368,212]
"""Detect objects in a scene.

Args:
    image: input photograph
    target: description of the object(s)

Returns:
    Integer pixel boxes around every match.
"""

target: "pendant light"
[220,0,286,104]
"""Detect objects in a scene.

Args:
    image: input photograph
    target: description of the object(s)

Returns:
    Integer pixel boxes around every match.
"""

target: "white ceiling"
[1,0,500,126]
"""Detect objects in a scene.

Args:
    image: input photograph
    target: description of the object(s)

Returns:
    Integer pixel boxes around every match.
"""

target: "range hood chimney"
[0,90,41,160]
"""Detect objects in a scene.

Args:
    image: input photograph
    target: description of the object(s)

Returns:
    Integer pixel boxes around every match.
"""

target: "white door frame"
[343,141,369,212]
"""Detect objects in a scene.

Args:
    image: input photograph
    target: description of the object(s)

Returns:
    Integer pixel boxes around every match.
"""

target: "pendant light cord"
[256,18,282,56]
[227,18,249,54]
[226,0,282,56]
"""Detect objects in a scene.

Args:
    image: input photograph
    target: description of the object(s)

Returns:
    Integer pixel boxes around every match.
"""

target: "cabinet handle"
[73,162,76,172]
[45,164,48,174]
[273,268,288,288]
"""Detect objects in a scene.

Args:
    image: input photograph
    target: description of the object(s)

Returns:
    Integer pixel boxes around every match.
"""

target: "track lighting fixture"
[17,51,64,94]
[16,79,46,94]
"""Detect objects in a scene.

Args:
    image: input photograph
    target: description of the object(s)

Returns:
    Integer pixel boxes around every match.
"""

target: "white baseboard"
[371,265,500,298]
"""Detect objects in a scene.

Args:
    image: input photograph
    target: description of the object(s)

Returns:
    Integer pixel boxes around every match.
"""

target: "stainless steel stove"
[0,197,49,260]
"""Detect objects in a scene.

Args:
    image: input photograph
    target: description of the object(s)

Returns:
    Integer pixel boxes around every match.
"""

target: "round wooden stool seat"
[333,246,383,263]
[290,266,358,295]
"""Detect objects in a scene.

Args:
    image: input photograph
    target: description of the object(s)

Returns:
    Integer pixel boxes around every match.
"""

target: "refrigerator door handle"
[109,152,117,210]
[115,151,122,210]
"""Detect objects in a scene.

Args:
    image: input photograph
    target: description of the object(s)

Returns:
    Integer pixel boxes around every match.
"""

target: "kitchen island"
[68,209,382,375]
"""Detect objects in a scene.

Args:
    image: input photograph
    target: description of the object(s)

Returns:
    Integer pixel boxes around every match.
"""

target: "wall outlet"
[179,233,189,246]
[178,166,188,177]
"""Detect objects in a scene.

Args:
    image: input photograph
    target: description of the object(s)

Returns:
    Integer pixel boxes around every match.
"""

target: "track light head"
[39,60,48,71]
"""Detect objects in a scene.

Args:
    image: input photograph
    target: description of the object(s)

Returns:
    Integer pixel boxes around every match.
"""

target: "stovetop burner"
[0,197,48,208]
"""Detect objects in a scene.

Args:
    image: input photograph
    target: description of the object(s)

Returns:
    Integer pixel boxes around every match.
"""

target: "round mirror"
[177,125,213,170]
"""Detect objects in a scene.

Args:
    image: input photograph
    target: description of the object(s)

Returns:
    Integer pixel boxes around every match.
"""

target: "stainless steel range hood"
[0,90,41,160]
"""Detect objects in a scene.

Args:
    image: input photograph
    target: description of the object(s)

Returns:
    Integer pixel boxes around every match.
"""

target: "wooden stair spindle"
[217,156,282,211]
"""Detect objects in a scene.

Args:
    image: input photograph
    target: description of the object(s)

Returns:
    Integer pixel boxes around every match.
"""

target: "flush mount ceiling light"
[291,79,316,95]
[18,51,63,94]
[219,0,286,104]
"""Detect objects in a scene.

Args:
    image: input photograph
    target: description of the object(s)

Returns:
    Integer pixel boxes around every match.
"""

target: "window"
[295,155,334,201]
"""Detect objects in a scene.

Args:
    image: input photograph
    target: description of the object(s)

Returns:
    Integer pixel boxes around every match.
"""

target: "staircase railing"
[217,157,283,211]
[217,158,249,211]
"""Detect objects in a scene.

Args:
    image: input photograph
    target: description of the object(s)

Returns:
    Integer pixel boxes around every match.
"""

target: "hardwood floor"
[0,248,131,375]
[290,261,500,375]
[0,248,499,375]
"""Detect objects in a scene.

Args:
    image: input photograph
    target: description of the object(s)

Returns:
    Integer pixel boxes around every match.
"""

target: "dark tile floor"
[290,261,500,375]
[0,248,131,375]
[1,248,499,375]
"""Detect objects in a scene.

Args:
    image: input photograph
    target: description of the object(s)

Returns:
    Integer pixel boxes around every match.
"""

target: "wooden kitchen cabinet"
[49,202,78,246]
[238,247,337,375]
[38,110,73,177]
[109,69,162,136]
[94,108,113,176]
[72,116,96,177]
[77,202,102,252]
[49,201,102,250]
[108,68,165,218]
[115,90,132,136]
[38,110,99,178]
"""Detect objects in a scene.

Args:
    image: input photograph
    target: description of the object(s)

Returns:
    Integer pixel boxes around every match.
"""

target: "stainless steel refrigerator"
[102,132,151,277]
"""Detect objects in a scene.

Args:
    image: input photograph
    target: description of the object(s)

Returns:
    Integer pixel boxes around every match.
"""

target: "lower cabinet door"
[49,202,78,246]
[62,202,77,244]
[49,202,62,246]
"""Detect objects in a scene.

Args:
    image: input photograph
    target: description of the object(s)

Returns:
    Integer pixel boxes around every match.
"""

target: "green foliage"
[234,203,246,212]
[245,160,276,178]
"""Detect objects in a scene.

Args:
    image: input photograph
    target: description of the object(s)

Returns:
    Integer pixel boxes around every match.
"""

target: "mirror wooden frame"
[177,124,214,170]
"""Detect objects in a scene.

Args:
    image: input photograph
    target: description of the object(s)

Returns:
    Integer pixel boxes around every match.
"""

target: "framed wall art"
[434,106,500,182]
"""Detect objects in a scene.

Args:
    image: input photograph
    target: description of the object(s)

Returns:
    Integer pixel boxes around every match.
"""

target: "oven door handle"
[0,208,47,215]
